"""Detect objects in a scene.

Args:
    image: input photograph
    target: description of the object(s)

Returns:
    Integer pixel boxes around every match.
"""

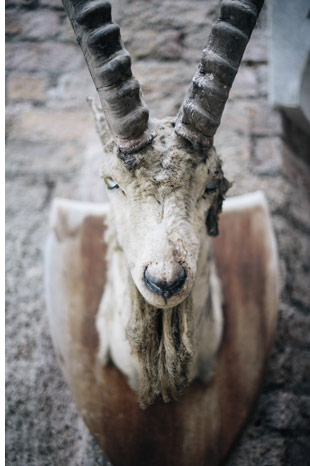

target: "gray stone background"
[5,0,310,464]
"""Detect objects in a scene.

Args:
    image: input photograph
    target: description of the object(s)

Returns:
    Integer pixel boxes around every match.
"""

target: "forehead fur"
[99,118,222,186]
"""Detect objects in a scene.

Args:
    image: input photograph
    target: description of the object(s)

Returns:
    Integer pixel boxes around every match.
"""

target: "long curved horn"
[175,0,264,150]
[62,0,155,154]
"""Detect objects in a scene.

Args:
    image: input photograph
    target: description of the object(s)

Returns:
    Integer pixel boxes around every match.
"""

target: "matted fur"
[126,284,195,408]
[93,109,229,409]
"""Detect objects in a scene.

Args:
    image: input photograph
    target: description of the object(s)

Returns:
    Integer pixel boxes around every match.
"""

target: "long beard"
[126,284,196,409]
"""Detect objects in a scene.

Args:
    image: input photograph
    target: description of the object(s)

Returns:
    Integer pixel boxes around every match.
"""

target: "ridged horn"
[62,0,155,154]
[175,0,264,150]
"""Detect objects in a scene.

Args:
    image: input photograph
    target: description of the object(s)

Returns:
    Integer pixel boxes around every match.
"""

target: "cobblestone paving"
[6,0,310,465]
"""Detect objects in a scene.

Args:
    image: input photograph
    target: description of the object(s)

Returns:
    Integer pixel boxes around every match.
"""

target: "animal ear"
[88,97,115,149]
[206,176,231,237]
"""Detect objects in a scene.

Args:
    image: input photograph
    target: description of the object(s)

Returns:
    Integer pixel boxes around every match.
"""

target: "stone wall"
[6,0,310,465]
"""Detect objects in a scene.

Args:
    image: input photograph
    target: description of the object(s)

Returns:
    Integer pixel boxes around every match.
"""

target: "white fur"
[96,213,223,389]
[94,118,225,392]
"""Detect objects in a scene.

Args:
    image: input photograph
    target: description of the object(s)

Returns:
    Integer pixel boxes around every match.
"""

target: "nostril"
[144,263,187,299]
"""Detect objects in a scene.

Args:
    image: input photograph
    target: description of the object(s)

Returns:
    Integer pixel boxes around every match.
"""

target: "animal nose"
[144,262,187,300]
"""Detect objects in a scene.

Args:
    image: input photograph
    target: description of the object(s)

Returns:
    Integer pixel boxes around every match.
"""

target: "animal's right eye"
[205,178,218,193]
[104,177,119,190]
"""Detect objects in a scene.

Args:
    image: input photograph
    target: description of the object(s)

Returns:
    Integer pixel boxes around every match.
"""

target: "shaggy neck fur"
[96,213,223,409]
[126,285,195,408]
[93,112,226,408]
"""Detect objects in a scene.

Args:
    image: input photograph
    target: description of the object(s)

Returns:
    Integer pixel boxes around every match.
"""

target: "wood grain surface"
[46,194,278,466]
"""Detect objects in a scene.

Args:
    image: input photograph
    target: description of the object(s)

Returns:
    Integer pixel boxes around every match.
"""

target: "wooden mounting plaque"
[45,191,279,466]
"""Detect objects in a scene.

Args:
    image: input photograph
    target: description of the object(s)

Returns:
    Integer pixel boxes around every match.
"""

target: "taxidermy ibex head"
[62,0,264,408]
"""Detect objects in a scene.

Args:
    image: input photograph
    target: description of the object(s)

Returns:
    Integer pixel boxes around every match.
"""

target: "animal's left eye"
[205,178,218,193]
[104,177,119,190]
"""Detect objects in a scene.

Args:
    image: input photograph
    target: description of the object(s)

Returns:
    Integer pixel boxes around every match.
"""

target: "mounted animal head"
[62,0,263,310]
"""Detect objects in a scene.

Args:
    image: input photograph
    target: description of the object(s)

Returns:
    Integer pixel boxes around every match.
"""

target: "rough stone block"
[6,140,82,175]
[250,101,283,136]
[5,106,19,141]
[157,30,184,60]
[256,64,268,97]
[253,136,283,175]
[215,131,251,165]
[47,69,96,103]
[286,437,310,466]
[273,212,310,309]
[135,61,192,93]
[7,0,39,7]
[218,100,255,136]
[121,0,218,31]
[264,343,294,389]
[288,311,310,347]
[288,261,310,310]
[128,28,183,61]
[299,396,310,425]
[230,65,258,99]
[282,143,310,192]
[10,106,96,143]
[57,16,77,43]
[134,61,193,117]
[279,306,310,349]
[288,186,310,232]
[39,0,63,7]
[6,42,83,73]
[127,30,158,59]
[6,9,61,40]
[5,11,22,36]
[243,27,268,63]
[291,350,310,391]
[183,27,213,64]
[7,73,49,102]
[258,392,302,430]
[228,434,285,466]
[275,216,309,267]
